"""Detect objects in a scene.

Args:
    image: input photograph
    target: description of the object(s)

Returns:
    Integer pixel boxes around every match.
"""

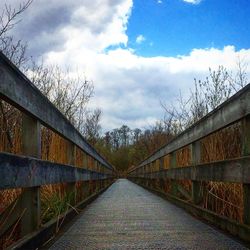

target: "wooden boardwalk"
[48,179,247,249]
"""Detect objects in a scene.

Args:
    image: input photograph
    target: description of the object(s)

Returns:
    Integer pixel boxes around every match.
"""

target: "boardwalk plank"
[49,179,247,250]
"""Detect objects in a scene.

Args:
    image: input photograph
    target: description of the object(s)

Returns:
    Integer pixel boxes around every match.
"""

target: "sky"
[3,0,250,132]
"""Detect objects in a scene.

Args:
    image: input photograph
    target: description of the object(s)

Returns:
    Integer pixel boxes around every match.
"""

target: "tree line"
[94,61,249,173]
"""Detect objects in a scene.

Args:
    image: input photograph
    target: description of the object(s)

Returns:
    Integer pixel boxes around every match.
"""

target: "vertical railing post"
[95,160,101,191]
[152,162,156,188]
[98,163,103,189]
[242,116,250,225]
[190,141,203,205]
[83,180,90,198]
[67,141,76,205]
[170,152,178,196]
[84,153,90,197]
[20,114,41,237]
[84,153,88,169]
[159,157,164,191]
[150,163,153,188]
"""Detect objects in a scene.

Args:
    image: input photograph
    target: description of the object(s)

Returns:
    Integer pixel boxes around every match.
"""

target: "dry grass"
[41,127,70,165]
[200,122,243,222]
[41,183,72,224]
[0,100,246,247]
[173,122,244,222]
[163,154,171,169]
[0,189,22,214]
[75,181,84,202]
[0,101,22,154]
[203,182,243,223]
[177,180,192,193]
[201,122,242,163]
[76,147,85,168]
[146,122,244,223]
[0,101,100,248]
[176,146,191,167]
[0,222,21,250]
[0,102,23,249]
[162,179,172,193]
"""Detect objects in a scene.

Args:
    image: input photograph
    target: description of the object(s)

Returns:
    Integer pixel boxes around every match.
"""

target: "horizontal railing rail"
[128,84,250,242]
[0,152,112,190]
[0,50,115,248]
[130,156,250,183]
[0,51,113,170]
[129,84,250,171]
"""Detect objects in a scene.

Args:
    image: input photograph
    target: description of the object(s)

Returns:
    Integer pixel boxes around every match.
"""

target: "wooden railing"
[128,84,250,242]
[0,51,115,249]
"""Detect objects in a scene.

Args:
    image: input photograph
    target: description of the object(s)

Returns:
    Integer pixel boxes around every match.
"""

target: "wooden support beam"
[129,84,250,173]
[159,157,164,170]
[82,180,89,198]
[242,115,250,225]
[142,156,250,183]
[66,141,77,205]
[83,152,88,169]
[159,157,165,190]
[243,184,250,225]
[20,114,41,237]
[190,141,203,205]
[170,152,178,196]
[0,152,109,189]
[0,51,113,171]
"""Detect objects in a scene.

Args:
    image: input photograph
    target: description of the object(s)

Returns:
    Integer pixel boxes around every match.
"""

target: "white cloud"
[183,0,202,4]
[5,0,132,56]
[6,1,250,132]
[157,0,163,4]
[46,45,250,131]
[135,34,146,44]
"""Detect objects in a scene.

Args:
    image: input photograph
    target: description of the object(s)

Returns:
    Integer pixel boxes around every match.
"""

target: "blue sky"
[5,0,250,131]
[127,0,250,56]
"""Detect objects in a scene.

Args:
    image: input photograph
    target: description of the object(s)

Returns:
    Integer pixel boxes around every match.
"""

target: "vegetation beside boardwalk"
[0,0,249,248]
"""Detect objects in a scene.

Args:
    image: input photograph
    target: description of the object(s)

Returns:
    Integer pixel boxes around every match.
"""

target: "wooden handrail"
[129,83,250,172]
[0,51,113,171]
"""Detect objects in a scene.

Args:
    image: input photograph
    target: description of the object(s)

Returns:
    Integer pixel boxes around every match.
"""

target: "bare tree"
[82,109,102,145]
[0,0,32,68]
[161,91,191,133]
[202,66,232,110]
[0,1,33,150]
[229,57,249,91]
[162,61,249,134]
[29,63,94,126]
[0,36,28,67]
[29,60,55,96]
[0,0,32,36]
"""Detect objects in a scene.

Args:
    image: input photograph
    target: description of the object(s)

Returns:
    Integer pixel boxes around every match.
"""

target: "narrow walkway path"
[49,179,247,249]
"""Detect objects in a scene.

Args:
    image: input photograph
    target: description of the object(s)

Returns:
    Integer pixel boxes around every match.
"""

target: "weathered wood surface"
[8,183,113,250]
[48,179,248,249]
[132,84,250,169]
[135,179,250,243]
[20,114,41,236]
[0,152,110,189]
[131,156,250,184]
[0,51,112,170]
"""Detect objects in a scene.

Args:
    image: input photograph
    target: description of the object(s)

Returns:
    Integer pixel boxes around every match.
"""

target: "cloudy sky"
[4,0,250,131]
